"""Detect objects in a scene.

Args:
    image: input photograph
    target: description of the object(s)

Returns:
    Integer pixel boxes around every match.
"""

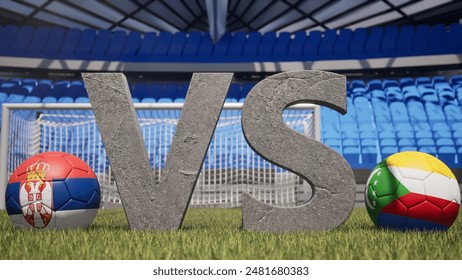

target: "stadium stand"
[0,74,461,171]
[0,23,461,62]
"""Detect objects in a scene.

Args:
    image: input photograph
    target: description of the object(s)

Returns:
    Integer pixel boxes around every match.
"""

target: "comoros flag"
[365,151,460,230]
[5,152,100,229]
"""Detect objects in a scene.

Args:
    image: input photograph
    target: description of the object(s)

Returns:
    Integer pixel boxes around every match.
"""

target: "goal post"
[0,102,320,209]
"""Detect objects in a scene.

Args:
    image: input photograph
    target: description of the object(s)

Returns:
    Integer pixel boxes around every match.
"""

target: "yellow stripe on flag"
[386,151,456,180]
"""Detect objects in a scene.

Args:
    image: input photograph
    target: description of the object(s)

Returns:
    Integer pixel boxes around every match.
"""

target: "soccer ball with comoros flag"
[365,151,460,230]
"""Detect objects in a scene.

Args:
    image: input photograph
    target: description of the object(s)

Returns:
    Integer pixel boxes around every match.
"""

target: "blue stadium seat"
[380,138,397,147]
[152,32,172,61]
[334,29,352,58]
[425,102,446,124]
[448,23,462,53]
[121,31,141,60]
[288,31,306,60]
[228,32,246,60]
[74,29,97,59]
[438,146,457,168]
[367,80,382,91]
[444,105,462,125]
[402,85,420,103]
[41,27,65,58]
[343,147,360,168]
[362,147,378,169]
[390,102,409,124]
[213,32,232,61]
[273,32,291,60]
[27,26,50,57]
[91,29,111,59]
[381,146,398,159]
[399,77,415,87]
[106,30,128,59]
[318,29,337,59]
[167,32,187,59]
[226,84,241,103]
[398,138,416,148]
[365,26,383,58]
[8,26,34,56]
[407,101,427,124]
[349,28,367,58]
[429,24,448,54]
[258,32,276,61]
[174,83,188,103]
[397,25,414,56]
[0,25,19,54]
[59,28,81,59]
[417,138,436,148]
[413,24,431,55]
[132,83,148,103]
[379,130,395,140]
[303,30,322,60]
[136,32,157,60]
[182,32,202,60]
[242,32,262,62]
[197,33,213,60]
[381,25,399,57]
[419,146,437,155]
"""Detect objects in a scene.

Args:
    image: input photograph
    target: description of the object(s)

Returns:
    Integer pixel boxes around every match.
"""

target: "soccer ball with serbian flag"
[365,151,460,230]
[5,152,100,229]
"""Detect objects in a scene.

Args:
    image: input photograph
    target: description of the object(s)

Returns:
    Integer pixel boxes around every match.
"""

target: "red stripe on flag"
[382,192,459,227]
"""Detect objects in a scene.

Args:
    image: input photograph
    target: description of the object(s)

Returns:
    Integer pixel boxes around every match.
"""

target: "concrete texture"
[241,70,356,232]
[83,72,232,230]
[83,73,157,229]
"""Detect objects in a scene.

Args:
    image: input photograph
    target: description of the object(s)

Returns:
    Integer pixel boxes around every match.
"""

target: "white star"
[377,170,382,176]
[374,180,378,185]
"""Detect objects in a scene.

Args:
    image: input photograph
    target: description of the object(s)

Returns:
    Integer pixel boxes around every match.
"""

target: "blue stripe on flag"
[5,182,21,215]
[378,213,448,231]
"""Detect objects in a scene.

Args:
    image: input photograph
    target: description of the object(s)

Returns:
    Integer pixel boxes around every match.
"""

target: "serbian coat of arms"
[19,162,53,228]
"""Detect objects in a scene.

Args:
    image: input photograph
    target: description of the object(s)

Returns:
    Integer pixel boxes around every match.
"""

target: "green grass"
[1,208,462,260]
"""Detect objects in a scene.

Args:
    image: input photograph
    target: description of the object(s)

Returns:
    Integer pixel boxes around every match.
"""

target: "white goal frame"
[0,102,320,209]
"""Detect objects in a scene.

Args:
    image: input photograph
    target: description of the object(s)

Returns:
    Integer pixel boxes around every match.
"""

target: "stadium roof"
[1,0,462,41]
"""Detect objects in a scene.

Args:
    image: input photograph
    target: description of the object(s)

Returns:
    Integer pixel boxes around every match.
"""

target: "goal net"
[0,103,319,209]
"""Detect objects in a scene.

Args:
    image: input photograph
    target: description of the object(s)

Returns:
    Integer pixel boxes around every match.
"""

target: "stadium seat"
[381,146,398,159]
[334,29,352,58]
[273,32,291,60]
[288,31,306,60]
[381,25,399,57]
[106,30,128,59]
[425,102,446,124]
[227,32,246,59]
[258,32,277,61]
[182,32,202,60]
[74,29,97,59]
[402,86,420,103]
[242,32,261,62]
[91,30,111,59]
[303,30,322,60]
[8,26,34,57]
[167,32,187,59]
[213,32,232,61]
[59,28,82,59]
[412,24,431,55]
[438,146,458,168]
[343,147,361,168]
[318,29,337,59]
[197,33,214,60]
[365,26,383,58]
[448,23,462,53]
[27,26,50,57]
[349,28,367,58]
[42,27,65,58]
[429,24,448,54]
[121,31,141,60]
[152,32,173,61]
[362,147,378,169]
[0,25,19,54]
[136,32,157,60]
[397,25,415,56]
